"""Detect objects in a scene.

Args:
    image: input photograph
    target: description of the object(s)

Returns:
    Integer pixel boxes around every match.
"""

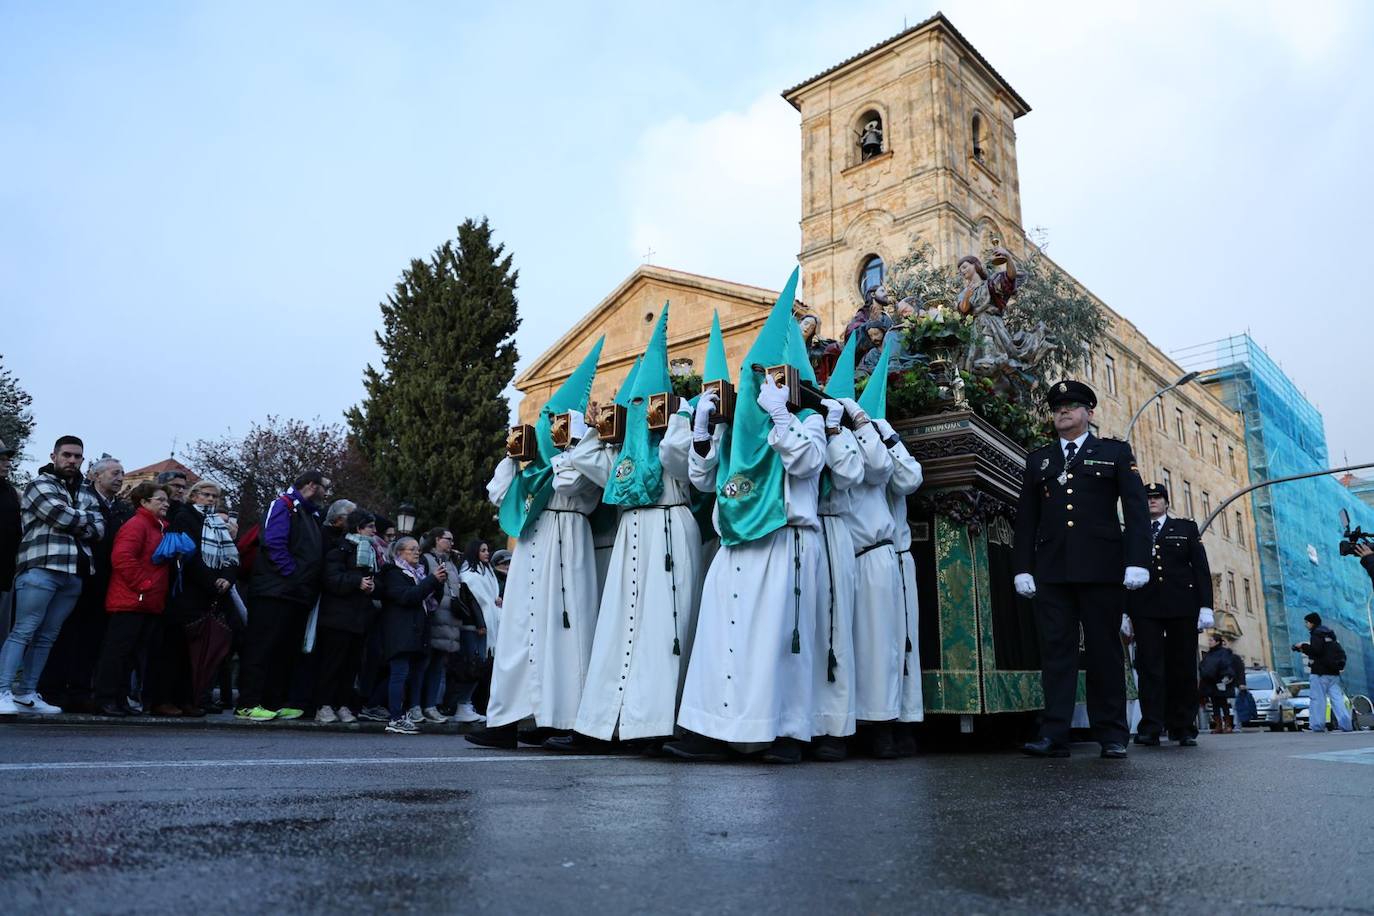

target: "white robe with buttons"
[484,452,601,730]
[677,412,826,744]
[846,424,905,721]
[570,415,703,741]
[813,427,864,738]
[885,437,925,722]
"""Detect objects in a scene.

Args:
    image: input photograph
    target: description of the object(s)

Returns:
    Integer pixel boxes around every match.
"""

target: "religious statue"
[955,246,1055,388]
[844,286,893,357]
[797,313,840,382]
[858,119,884,161]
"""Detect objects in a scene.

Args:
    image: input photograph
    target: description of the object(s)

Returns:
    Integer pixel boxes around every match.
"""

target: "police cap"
[1046,380,1097,410]
[1145,483,1169,503]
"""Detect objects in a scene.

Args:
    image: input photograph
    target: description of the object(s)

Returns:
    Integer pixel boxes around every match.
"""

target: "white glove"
[567,409,588,441]
[1198,607,1214,632]
[693,391,718,442]
[1120,614,1133,640]
[838,397,869,427]
[756,372,791,429]
[1014,573,1036,598]
[1123,566,1149,590]
[873,418,895,441]
[821,398,844,429]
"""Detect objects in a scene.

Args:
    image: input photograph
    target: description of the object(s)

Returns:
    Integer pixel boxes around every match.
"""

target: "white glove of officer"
[1120,614,1133,640]
[821,398,844,430]
[838,397,869,427]
[567,409,589,441]
[1014,573,1036,599]
[1197,607,1215,632]
[757,372,792,430]
[693,391,718,442]
[1123,566,1149,590]
[873,418,896,442]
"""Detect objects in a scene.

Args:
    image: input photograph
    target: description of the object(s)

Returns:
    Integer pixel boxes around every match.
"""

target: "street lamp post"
[1123,370,1201,443]
[396,501,418,537]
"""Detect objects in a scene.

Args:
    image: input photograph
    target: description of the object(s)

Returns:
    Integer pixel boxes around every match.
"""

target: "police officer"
[1126,483,1212,747]
[1013,380,1150,759]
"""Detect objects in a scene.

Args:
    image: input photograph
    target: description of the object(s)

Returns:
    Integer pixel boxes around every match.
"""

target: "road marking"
[1294,747,1374,765]
[0,754,606,773]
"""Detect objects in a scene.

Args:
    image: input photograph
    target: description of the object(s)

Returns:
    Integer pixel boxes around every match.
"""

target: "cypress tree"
[347,218,520,540]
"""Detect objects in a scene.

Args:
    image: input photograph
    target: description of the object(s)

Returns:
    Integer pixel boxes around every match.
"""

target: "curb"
[0,711,486,736]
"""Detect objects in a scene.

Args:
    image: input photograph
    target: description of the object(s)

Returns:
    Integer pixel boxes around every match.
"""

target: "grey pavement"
[2,723,1371,915]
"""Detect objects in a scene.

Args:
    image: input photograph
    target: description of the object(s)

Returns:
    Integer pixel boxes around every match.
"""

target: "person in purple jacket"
[234,470,329,721]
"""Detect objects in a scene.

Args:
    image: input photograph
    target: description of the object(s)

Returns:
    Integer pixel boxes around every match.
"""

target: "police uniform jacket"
[1013,433,1150,584]
[1127,515,1212,619]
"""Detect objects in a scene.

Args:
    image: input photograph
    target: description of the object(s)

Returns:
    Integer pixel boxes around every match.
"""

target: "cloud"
[622,93,800,292]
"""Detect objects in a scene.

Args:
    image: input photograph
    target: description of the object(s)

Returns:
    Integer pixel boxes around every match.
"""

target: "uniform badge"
[1058,383,1068,393]
[614,457,635,481]
[1040,457,1050,471]
[722,474,754,500]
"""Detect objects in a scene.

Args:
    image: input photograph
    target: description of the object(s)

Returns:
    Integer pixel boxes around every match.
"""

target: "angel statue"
[955,245,1055,387]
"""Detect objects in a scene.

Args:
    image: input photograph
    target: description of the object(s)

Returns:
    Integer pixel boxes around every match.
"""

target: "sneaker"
[386,717,420,735]
[405,705,424,725]
[357,706,389,722]
[422,706,448,724]
[0,691,17,716]
[126,696,143,714]
[274,707,305,721]
[235,706,278,721]
[315,705,339,724]
[450,703,485,724]
[13,692,62,715]
[336,706,357,723]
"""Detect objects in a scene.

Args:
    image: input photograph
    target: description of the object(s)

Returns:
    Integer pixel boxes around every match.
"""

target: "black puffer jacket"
[319,541,378,635]
[378,562,443,659]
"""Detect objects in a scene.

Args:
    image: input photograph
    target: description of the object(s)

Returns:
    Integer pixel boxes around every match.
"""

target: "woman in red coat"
[93,482,171,716]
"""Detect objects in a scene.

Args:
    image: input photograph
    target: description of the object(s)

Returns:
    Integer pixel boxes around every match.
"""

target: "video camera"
[1338,508,1373,557]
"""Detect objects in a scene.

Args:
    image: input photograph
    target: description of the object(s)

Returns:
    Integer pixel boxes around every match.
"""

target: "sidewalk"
[0,709,485,735]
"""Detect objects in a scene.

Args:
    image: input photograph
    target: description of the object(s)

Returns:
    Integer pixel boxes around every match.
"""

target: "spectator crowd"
[0,435,510,735]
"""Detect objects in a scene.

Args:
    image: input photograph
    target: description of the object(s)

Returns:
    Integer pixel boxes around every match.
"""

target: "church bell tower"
[783,13,1032,334]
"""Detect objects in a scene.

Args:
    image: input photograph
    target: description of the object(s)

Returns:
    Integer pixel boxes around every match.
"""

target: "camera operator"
[1292,612,1353,733]
[1355,542,1373,588]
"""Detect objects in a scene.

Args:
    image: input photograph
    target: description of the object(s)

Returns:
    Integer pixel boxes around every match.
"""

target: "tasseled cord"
[791,528,802,655]
[563,609,571,629]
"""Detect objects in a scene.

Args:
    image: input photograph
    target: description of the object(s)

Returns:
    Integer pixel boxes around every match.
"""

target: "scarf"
[394,554,438,615]
[196,504,240,570]
[344,532,379,572]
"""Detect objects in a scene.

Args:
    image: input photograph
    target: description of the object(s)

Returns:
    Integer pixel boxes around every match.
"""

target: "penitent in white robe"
[812,427,864,738]
[484,452,601,730]
[677,412,826,744]
[885,436,925,722]
[569,415,703,741]
[846,424,904,722]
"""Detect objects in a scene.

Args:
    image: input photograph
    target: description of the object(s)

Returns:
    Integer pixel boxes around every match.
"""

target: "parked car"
[1245,669,1285,726]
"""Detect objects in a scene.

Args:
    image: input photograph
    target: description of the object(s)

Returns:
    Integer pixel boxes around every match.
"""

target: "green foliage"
[859,367,1053,452]
[346,218,520,541]
[670,373,702,401]
[0,354,35,462]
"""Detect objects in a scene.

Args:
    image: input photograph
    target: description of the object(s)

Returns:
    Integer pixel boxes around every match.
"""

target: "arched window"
[971,113,985,163]
[856,110,884,162]
[859,255,885,302]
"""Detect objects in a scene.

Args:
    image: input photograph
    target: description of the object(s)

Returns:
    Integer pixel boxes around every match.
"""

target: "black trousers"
[144,614,194,708]
[1130,614,1199,739]
[237,597,310,710]
[313,626,364,710]
[94,612,160,705]
[1034,582,1128,746]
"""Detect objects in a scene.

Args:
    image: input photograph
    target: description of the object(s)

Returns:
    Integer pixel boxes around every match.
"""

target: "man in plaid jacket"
[0,435,105,715]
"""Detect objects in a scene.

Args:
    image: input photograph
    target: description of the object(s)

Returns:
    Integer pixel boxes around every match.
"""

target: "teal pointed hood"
[824,331,860,401]
[703,310,729,382]
[857,335,891,420]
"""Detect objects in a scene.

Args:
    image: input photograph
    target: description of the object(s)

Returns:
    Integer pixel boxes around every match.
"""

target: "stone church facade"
[513,13,1272,668]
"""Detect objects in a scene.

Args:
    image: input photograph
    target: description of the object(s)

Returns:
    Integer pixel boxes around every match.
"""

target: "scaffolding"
[1173,335,1374,695]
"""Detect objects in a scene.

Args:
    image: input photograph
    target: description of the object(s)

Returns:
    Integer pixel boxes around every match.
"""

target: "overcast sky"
[3,1,1370,477]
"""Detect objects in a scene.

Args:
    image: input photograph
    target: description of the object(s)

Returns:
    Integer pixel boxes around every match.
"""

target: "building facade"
[513,13,1273,668]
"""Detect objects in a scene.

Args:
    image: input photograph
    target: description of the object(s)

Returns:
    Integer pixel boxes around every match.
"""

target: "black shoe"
[465,724,518,750]
[663,732,730,762]
[866,723,899,760]
[1021,737,1071,758]
[1133,733,1161,746]
[892,724,917,757]
[97,703,129,718]
[761,737,805,764]
[517,727,565,747]
[1100,742,1128,759]
[1175,736,1198,747]
[542,732,615,754]
[811,735,848,762]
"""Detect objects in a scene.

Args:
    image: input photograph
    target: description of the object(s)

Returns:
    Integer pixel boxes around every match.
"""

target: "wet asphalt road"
[2,723,1372,914]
